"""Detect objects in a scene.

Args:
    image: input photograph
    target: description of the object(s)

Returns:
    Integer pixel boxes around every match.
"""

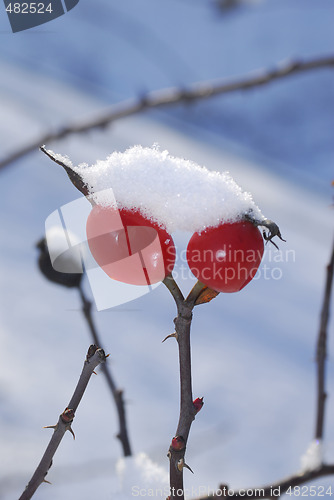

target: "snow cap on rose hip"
[72,145,265,233]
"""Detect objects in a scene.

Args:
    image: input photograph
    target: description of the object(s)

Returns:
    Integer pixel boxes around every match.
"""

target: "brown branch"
[195,463,334,499]
[163,276,200,500]
[163,274,185,305]
[315,237,334,439]
[1,54,334,171]
[78,284,132,457]
[19,346,107,500]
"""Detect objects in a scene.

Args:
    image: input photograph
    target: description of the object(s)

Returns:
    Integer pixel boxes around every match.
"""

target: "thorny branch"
[194,237,334,500]
[36,229,132,457]
[19,346,107,500]
[78,284,132,457]
[1,54,334,170]
[162,275,208,500]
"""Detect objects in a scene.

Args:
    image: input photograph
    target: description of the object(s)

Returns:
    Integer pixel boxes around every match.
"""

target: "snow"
[72,144,264,233]
[300,439,323,473]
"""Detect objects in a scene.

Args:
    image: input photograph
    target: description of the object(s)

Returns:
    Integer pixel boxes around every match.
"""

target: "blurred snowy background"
[0,0,333,499]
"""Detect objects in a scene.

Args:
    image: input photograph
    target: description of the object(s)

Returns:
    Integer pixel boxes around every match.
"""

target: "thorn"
[105,353,110,358]
[177,458,194,473]
[42,479,52,484]
[162,332,178,343]
[66,424,76,440]
[93,370,97,375]
[44,424,58,431]
[184,462,194,474]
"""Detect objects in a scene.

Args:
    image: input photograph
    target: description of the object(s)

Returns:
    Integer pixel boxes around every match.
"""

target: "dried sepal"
[194,287,219,305]
[86,344,98,361]
[97,347,108,363]
[244,213,285,249]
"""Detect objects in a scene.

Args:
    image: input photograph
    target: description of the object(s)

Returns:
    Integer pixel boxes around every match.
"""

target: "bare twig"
[1,55,334,171]
[19,346,107,500]
[40,145,90,197]
[163,274,185,305]
[315,237,334,440]
[78,284,132,456]
[194,463,334,499]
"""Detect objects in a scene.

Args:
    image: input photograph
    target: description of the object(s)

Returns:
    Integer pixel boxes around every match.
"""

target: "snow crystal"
[116,452,169,498]
[300,439,323,473]
[72,145,264,233]
[45,225,84,274]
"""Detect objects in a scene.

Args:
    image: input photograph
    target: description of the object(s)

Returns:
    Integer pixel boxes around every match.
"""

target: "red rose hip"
[86,206,175,286]
[186,220,264,293]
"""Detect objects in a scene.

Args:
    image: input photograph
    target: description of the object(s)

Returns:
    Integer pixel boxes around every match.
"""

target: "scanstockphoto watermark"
[44,189,295,310]
[3,0,80,33]
[171,246,295,283]
[131,485,282,497]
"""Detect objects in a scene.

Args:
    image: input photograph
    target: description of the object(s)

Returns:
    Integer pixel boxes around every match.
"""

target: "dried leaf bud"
[86,344,98,360]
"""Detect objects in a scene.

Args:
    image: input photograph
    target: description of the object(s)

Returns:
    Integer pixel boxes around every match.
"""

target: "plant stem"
[315,237,334,440]
[163,278,206,500]
[19,346,106,500]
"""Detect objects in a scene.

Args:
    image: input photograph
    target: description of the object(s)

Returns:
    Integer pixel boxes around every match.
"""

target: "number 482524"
[6,3,53,14]
[286,486,333,496]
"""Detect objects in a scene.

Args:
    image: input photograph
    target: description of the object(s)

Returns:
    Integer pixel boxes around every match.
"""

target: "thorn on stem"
[162,332,178,343]
[44,424,58,431]
[177,458,194,474]
[66,425,76,440]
